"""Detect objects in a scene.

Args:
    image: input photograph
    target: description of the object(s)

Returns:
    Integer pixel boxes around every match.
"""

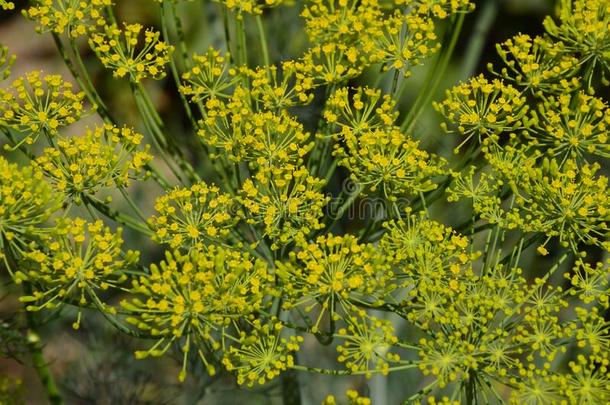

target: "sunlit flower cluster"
[0,157,61,272]
[89,23,173,82]
[123,246,273,380]
[19,218,138,329]
[239,166,328,249]
[33,125,152,203]
[24,0,111,38]
[0,71,86,145]
[149,182,239,251]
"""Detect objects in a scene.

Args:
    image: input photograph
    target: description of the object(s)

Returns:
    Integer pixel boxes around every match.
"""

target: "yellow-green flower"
[181,48,239,102]
[33,125,152,204]
[0,157,61,274]
[149,182,240,251]
[24,0,111,38]
[223,321,302,386]
[276,234,392,332]
[529,92,610,161]
[89,23,173,82]
[0,71,86,145]
[492,34,579,95]
[434,74,528,150]
[239,165,328,249]
[123,246,273,381]
[19,217,138,329]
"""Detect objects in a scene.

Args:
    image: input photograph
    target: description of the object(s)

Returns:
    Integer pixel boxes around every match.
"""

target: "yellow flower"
[89,23,173,82]
[24,0,111,37]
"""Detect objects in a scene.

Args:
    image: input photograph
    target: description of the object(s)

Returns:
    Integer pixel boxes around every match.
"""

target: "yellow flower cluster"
[336,128,445,200]
[515,159,609,252]
[529,91,610,161]
[24,0,111,38]
[326,87,445,199]
[568,258,609,308]
[336,311,399,376]
[368,10,439,76]
[324,87,397,136]
[492,34,579,95]
[322,390,371,405]
[180,48,239,102]
[89,23,173,82]
[277,234,392,332]
[123,246,273,380]
[149,182,239,251]
[380,211,474,292]
[19,217,137,329]
[0,71,85,144]
[543,0,610,85]
[224,322,303,386]
[214,0,288,16]
[33,125,152,203]
[0,157,61,271]
[0,1,14,11]
[200,101,313,168]
[435,74,528,149]
[302,0,473,77]
[247,62,315,110]
[239,166,328,249]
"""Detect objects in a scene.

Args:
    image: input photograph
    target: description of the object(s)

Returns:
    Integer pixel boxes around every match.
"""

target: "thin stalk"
[460,0,499,79]
[234,16,248,69]
[27,324,64,405]
[51,34,113,124]
[68,38,115,124]
[400,14,465,133]
[255,15,271,70]
[160,1,198,130]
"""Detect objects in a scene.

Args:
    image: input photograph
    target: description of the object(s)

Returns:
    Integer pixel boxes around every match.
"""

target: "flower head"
[492,34,579,95]
[223,321,302,386]
[33,125,152,203]
[89,23,173,82]
[239,165,328,249]
[0,71,86,145]
[149,182,240,251]
[24,0,111,38]
[434,74,528,150]
[529,92,610,161]
[0,157,61,274]
[124,246,273,380]
[180,48,239,102]
[276,234,393,332]
[19,218,137,329]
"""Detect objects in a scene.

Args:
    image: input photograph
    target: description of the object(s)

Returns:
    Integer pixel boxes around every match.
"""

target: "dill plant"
[0,0,609,404]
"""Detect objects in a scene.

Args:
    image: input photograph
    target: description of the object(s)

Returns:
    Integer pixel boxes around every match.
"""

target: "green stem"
[68,38,115,124]
[460,0,499,79]
[255,15,271,69]
[27,327,64,405]
[160,1,198,130]
[235,15,248,69]
[51,34,113,124]
[19,282,64,405]
[400,14,465,134]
